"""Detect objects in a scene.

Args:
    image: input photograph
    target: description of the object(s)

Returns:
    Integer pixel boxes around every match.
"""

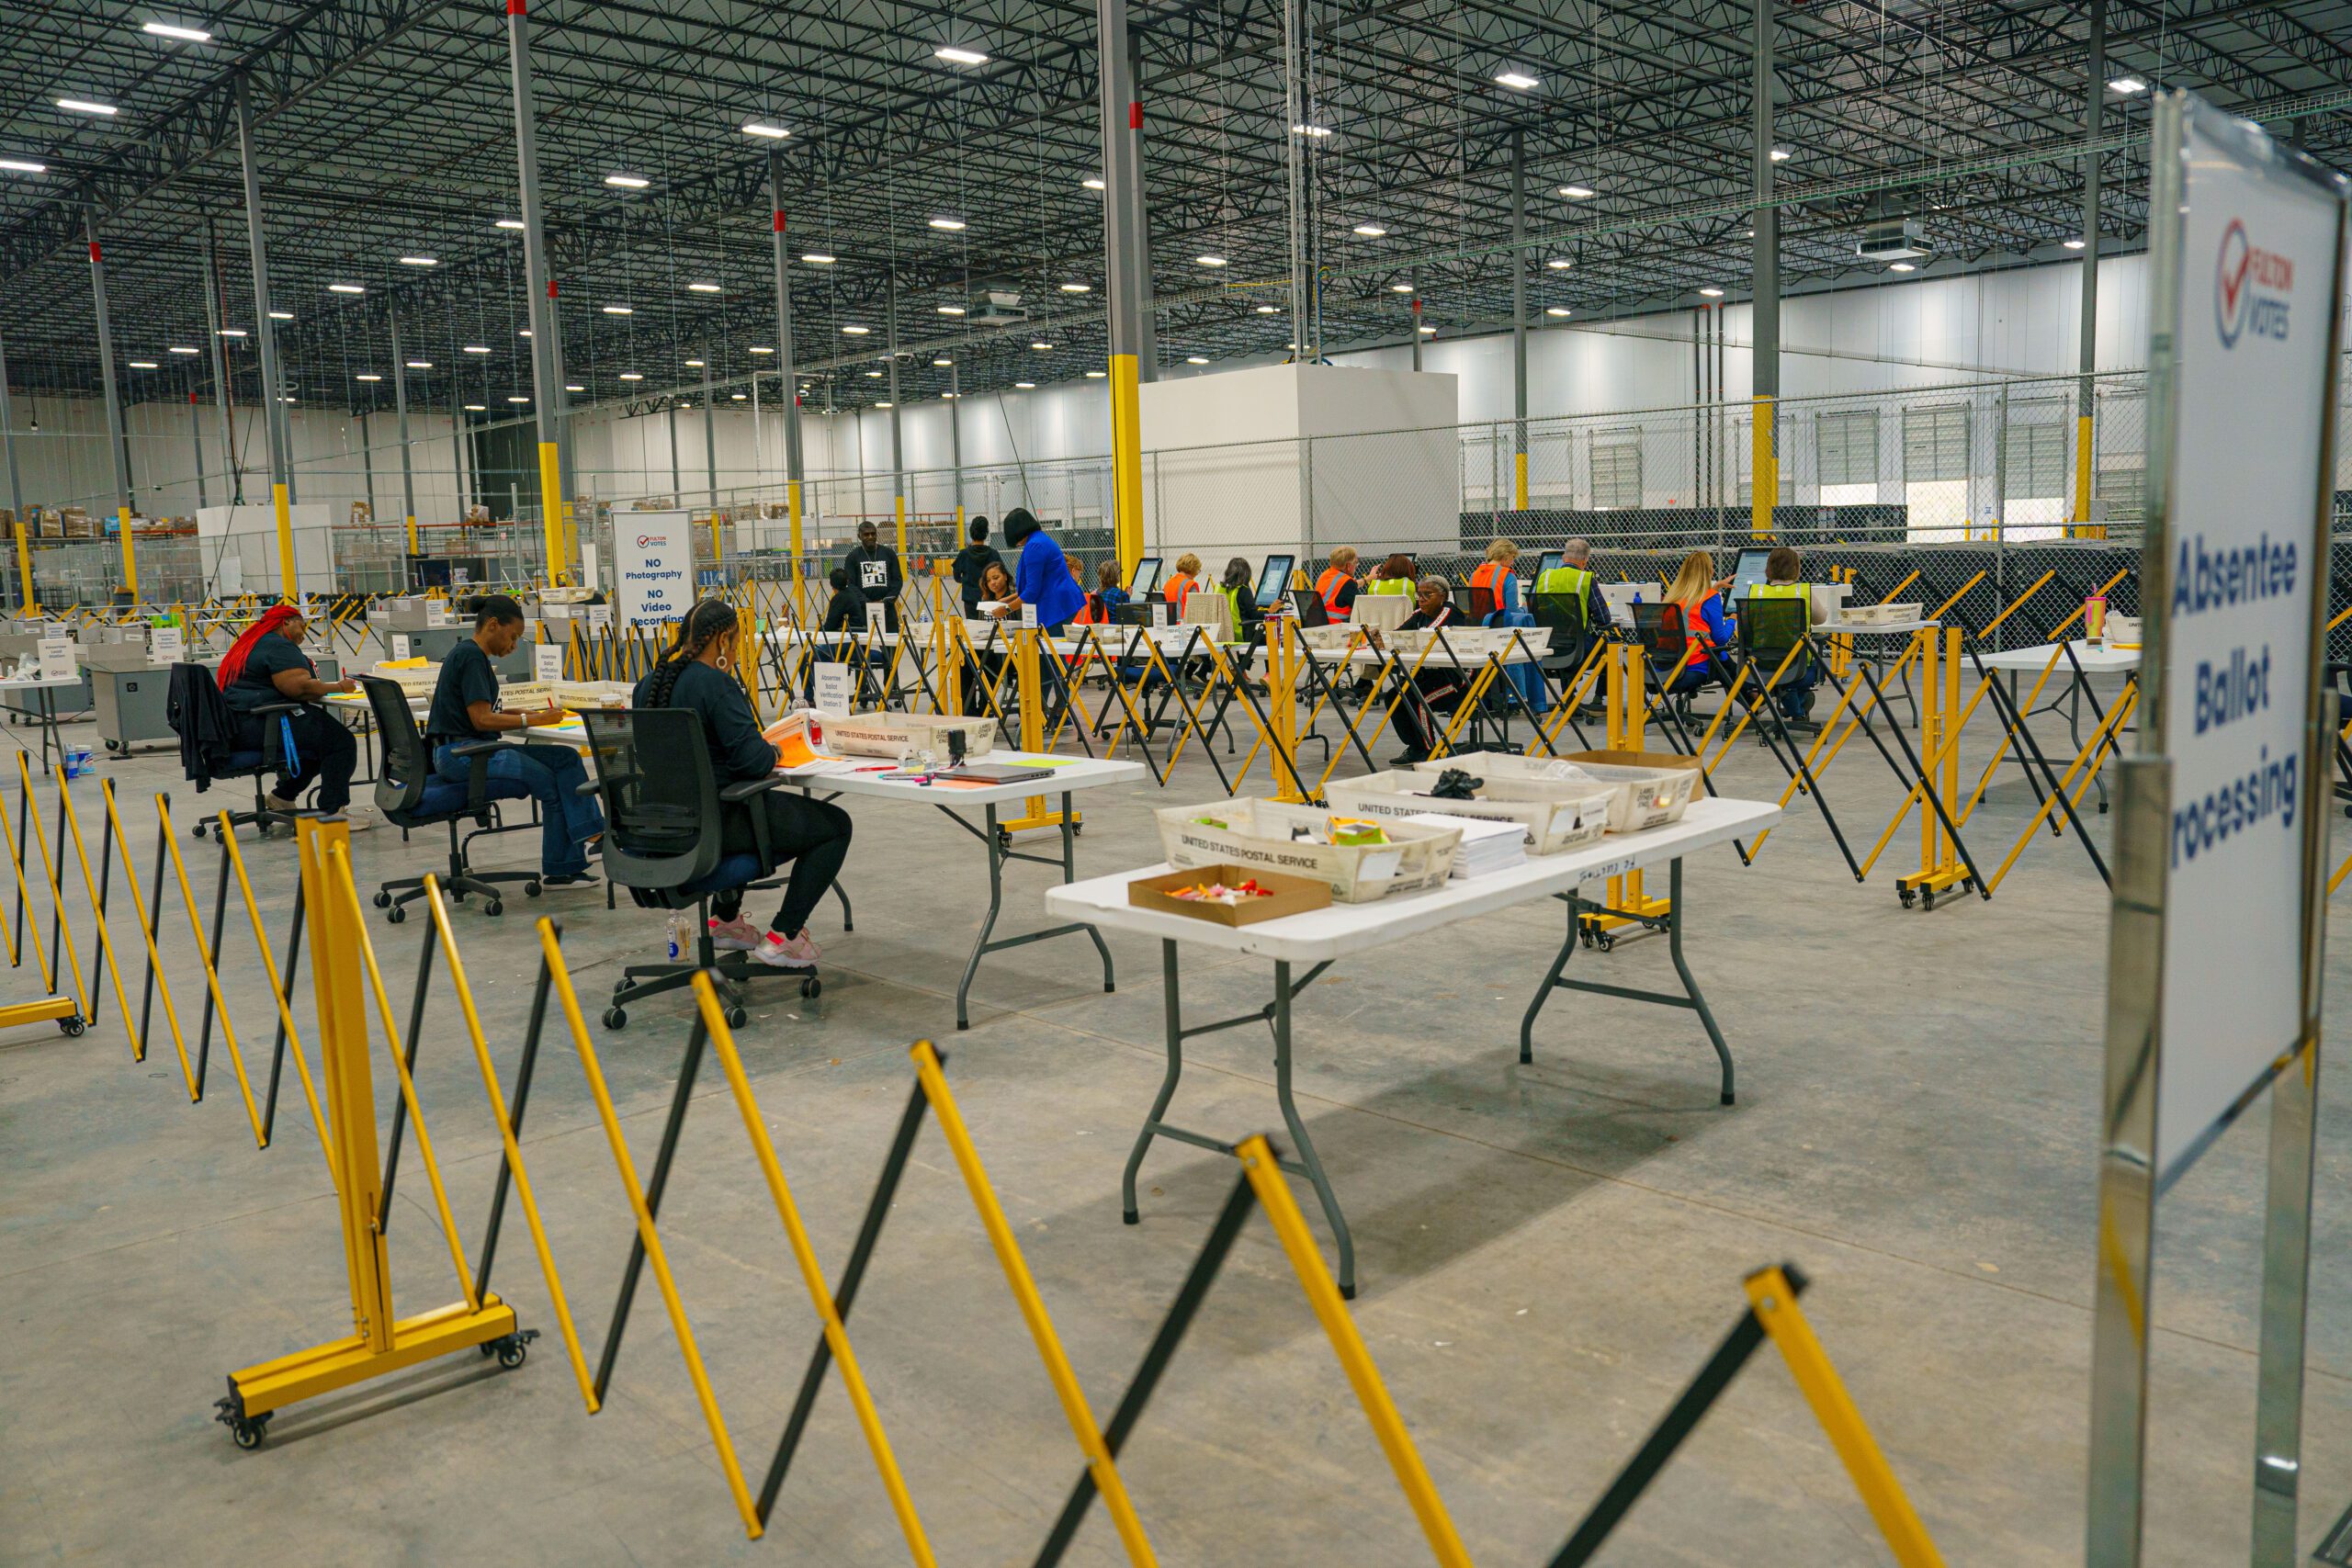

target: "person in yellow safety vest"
[1217,556,1266,644]
[1364,552,1416,595]
[1467,537,1525,624]
[1741,544,1823,723]
[1531,538,1607,654]
[1313,546,1360,620]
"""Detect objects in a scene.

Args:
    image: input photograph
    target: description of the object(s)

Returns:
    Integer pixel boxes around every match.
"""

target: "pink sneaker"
[753,928,820,968]
[707,916,763,952]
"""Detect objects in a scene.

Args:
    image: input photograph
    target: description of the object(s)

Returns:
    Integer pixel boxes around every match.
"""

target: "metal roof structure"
[0,0,2346,421]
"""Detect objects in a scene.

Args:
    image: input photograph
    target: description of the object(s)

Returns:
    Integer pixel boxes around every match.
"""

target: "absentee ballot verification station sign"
[2140,103,2344,1178]
[615,510,693,631]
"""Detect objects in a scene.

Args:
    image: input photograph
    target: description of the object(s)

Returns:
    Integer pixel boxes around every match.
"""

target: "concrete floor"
[3,668,2347,1565]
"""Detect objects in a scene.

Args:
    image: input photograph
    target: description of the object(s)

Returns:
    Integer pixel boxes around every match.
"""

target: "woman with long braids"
[632,599,852,969]
[217,602,369,827]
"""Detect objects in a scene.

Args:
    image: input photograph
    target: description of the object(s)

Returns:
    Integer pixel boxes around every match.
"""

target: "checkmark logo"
[2216,219,2252,346]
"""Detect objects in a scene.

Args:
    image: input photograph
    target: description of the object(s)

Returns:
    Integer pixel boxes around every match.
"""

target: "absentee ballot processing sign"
[2143,102,2346,1176]
[615,510,693,631]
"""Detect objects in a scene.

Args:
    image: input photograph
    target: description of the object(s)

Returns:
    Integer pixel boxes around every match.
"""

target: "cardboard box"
[1155,798,1460,903]
[1411,750,1699,834]
[1127,863,1330,926]
[1326,770,1610,854]
[1839,601,1920,626]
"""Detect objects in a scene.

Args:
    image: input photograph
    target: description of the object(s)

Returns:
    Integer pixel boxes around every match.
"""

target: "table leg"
[1519,858,1736,1105]
[947,792,1116,1031]
[954,803,1005,1031]
[1272,957,1356,1298]
[1122,940,1186,1224]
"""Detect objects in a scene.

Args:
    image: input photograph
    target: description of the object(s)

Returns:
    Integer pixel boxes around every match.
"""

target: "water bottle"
[666,910,685,962]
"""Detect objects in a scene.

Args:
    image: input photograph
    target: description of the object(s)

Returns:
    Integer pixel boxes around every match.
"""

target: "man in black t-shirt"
[949,516,1003,619]
[425,595,605,887]
[840,519,904,631]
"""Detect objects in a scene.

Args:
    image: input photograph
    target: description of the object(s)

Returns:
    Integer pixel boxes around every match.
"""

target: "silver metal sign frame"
[2086,89,2347,1566]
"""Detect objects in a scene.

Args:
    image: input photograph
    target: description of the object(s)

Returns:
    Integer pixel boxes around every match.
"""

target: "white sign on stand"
[615,510,693,630]
[391,634,412,660]
[1150,602,1168,628]
[37,636,74,682]
[533,641,564,683]
[586,604,613,633]
[1020,602,1038,629]
[2144,108,2342,1176]
[865,602,887,635]
[149,625,184,665]
[812,661,852,716]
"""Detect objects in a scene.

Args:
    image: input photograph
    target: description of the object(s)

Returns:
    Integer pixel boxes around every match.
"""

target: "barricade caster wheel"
[603,1006,627,1031]
[228,1414,269,1450]
[485,900,503,917]
[1592,929,1614,953]
[59,1015,84,1036]
[373,890,391,908]
[386,904,406,924]
[1920,889,1937,911]
[801,977,821,1000]
[1898,888,1917,909]
[525,881,542,897]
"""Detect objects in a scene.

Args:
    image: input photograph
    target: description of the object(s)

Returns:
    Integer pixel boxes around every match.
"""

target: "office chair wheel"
[524,880,541,897]
[59,1015,84,1037]
[485,900,503,917]
[385,904,406,924]
[603,1006,628,1031]
[373,889,391,908]
[801,976,821,1000]
[191,820,209,840]
[724,1004,749,1030]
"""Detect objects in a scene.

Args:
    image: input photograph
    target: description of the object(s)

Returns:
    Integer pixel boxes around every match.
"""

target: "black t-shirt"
[225,634,314,716]
[425,637,500,746]
[842,544,903,602]
[952,543,1004,612]
[633,660,774,783]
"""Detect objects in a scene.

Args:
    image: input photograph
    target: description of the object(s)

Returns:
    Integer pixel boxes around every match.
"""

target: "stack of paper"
[1404,812,1525,879]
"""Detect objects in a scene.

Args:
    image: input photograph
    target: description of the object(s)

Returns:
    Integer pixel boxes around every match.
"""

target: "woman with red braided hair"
[217,603,368,827]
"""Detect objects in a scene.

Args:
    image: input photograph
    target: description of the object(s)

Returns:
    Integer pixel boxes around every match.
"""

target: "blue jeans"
[432,741,604,877]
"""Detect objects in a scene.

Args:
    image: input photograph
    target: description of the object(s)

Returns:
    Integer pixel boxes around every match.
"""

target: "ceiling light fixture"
[1493,70,1539,90]
[1059,281,1091,293]
[841,324,869,334]
[141,21,212,41]
[507,395,529,403]
[1290,123,1332,138]
[1390,283,1413,292]
[1769,147,1792,162]
[518,329,532,338]
[932,357,953,367]
[1185,355,1208,365]
[927,216,967,231]
[565,384,584,392]
[1544,307,1571,317]
[874,400,893,408]
[128,360,158,369]
[1558,183,1596,199]
[268,310,292,320]
[495,218,526,230]
[865,370,882,378]
[1081,175,1106,190]
[801,252,835,265]
[0,159,47,175]
[463,344,491,354]
[1418,325,1436,334]
[618,372,643,381]
[399,255,437,267]
[1351,223,1387,238]
[356,373,382,381]
[2109,74,2147,95]
[604,173,650,188]
[684,358,705,367]
[747,345,775,355]
[1546,258,1572,270]
[2064,237,2087,250]
[168,345,198,355]
[405,359,431,368]
[934,44,989,63]
[217,329,246,338]
[1085,369,1106,378]
[1698,286,1724,298]
[602,304,632,314]
[1888,261,1917,272]
[463,402,486,411]
[1255,304,1278,314]
[936,304,966,315]
[56,98,119,116]
[741,120,790,139]
[1030,341,1054,350]
[327,282,365,294]
[1195,254,1227,267]
[731,392,746,400]
[1014,381,1035,389]
[687,282,722,293]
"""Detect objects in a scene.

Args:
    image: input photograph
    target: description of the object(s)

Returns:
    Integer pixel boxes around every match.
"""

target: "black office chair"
[165,661,300,840]
[359,676,537,922]
[581,707,819,1031]
[1736,594,1820,730]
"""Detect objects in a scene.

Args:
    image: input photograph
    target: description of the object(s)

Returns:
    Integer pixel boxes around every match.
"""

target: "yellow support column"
[787,479,804,604]
[117,506,138,603]
[1749,396,1777,540]
[2072,413,2101,538]
[14,515,34,612]
[272,480,297,601]
[1513,448,1529,511]
[404,513,418,556]
[894,491,908,561]
[1110,352,1143,578]
[538,440,567,586]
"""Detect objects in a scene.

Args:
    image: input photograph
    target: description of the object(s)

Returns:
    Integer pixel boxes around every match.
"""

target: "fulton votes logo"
[636,534,660,547]
[2214,218,2295,348]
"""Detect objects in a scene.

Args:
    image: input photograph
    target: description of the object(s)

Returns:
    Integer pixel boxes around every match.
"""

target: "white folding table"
[1047,795,1778,1296]
[0,673,90,774]
[1974,638,2141,814]
[790,755,1149,1029]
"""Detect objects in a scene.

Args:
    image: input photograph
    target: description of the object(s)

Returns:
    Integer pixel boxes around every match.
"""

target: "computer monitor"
[1532,549,1563,583]
[1128,555,1163,595]
[1252,553,1295,608]
[1730,547,1775,596]
[1287,587,1329,628]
